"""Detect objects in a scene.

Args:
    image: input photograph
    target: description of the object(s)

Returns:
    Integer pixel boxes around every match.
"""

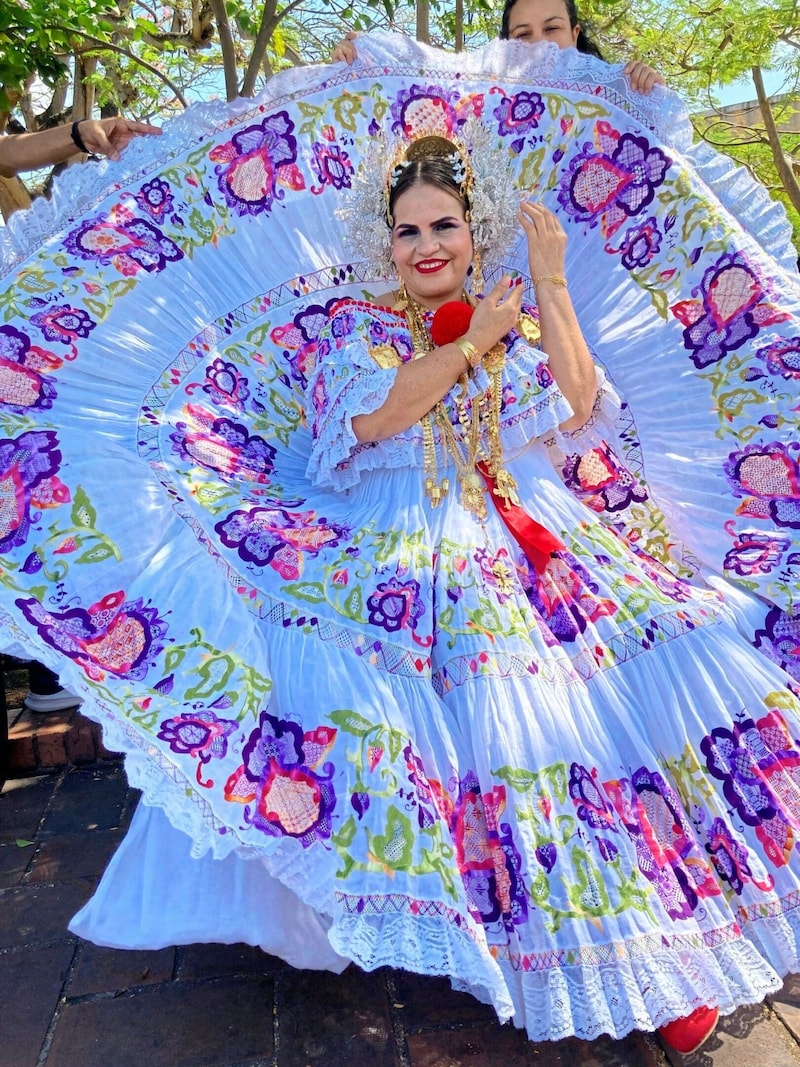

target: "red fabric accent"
[430,301,474,346]
[428,304,561,574]
[479,465,564,574]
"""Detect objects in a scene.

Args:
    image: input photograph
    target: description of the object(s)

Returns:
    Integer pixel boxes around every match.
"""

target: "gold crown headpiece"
[384,133,474,226]
[338,116,521,289]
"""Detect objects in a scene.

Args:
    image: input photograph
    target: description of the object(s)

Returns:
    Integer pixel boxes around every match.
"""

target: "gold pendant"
[490,556,515,594]
[493,467,520,507]
[482,343,506,373]
[461,471,487,519]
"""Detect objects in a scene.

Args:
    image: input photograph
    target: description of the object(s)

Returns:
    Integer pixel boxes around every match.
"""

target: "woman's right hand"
[622,60,665,95]
[331,31,359,64]
[464,276,523,357]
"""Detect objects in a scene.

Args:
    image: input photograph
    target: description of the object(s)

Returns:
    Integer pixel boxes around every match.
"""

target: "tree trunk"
[753,65,800,217]
[72,53,98,120]
[41,75,70,127]
[240,0,306,97]
[455,0,464,52]
[0,176,33,222]
[416,0,430,44]
[209,0,239,101]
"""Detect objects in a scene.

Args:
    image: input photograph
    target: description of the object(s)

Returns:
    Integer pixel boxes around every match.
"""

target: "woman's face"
[506,0,579,49]
[390,183,473,309]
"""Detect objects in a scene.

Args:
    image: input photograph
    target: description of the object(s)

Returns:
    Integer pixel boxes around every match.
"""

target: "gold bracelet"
[453,336,482,369]
[532,274,567,288]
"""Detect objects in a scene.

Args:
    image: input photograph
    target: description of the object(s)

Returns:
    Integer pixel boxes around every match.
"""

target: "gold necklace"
[398,286,519,520]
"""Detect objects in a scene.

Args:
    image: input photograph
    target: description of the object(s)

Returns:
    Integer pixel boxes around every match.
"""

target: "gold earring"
[471,249,484,295]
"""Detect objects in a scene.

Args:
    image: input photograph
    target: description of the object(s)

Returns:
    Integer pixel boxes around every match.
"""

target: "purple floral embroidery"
[211,111,297,217]
[216,505,349,569]
[0,325,29,363]
[596,837,619,862]
[724,531,790,577]
[0,326,59,412]
[526,554,616,643]
[235,711,337,846]
[723,441,800,529]
[367,576,425,633]
[754,604,800,681]
[525,567,584,643]
[0,430,62,551]
[201,359,251,409]
[64,214,183,276]
[30,305,95,344]
[135,177,175,220]
[242,711,304,779]
[158,709,237,762]
[671,252,789,369]
[569,763,617,831]
[605,771,720,919]
[705,818,765,895]
[494,90,545,147]
[351,791,370,819]
[390,84,475,136]
[618,216,661,270]
[310,141,353,192]
[330,310,356,341]
[638,553,694,603]
[558,130,670,236]
[561,442,649,514]
[629,768,708,920]
[756,336,800,380]
[269,299,341,390]
[171,416,276,482]
[17,589,169,681]
[700,715,792,827]
[366,318,412,362]
[401,743,441,830]
[452,771,528,929]
[535,842,557,872]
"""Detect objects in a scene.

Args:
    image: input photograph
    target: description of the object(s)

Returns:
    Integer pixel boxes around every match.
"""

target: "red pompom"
[430,301,474,346]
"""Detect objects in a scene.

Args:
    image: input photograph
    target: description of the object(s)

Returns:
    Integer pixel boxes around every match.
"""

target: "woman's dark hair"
[499,0,604,60]
[387,147,468,225]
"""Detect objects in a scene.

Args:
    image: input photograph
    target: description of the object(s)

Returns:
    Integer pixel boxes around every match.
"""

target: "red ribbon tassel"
[430,302,564,574]
[479,466,564,574]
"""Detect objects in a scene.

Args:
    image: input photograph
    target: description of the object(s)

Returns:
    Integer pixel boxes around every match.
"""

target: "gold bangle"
[453,336,482,369]
[532,274,567,288]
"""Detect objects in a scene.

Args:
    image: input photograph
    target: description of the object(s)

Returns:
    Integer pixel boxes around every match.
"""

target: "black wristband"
[70,120,89,154]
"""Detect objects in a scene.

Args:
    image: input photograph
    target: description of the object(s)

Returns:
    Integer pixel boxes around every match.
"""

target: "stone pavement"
[3,762,800,1067]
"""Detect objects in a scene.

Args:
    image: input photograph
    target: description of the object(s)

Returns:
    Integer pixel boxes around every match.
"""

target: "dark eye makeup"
[394,217,460,238]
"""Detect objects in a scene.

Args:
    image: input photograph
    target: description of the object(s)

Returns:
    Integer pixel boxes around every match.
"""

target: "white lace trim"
[305,365,398,489]
[3,32,795,278]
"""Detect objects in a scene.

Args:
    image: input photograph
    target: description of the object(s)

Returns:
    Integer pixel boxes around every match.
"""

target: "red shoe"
[658,1005,719,1054]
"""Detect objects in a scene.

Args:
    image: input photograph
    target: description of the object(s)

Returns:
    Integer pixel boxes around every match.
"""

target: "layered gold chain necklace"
[398,287,519,521]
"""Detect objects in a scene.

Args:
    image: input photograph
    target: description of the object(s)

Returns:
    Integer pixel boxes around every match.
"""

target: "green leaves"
[0,0,116,102]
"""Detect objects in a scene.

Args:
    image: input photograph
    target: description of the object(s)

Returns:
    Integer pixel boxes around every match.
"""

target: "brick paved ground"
[4,759,800,1067]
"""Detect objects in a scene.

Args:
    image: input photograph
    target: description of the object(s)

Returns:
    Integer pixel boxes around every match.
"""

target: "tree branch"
[753,65,800,215]
[240,0,305,98]
[208,0,239,101]
[52,27,189,107]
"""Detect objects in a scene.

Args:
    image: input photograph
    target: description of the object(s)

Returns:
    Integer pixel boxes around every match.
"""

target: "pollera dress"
[70,292,800,1041]
[0,29,797,1043]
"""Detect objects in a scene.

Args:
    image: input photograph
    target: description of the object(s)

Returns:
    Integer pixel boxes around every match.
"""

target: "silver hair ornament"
[337,116,522,286]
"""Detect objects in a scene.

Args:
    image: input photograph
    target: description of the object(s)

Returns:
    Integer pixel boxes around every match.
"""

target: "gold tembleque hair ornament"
[338,116,521,289]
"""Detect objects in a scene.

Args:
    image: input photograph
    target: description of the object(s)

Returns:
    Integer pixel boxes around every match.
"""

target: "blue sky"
[715,68,789,108]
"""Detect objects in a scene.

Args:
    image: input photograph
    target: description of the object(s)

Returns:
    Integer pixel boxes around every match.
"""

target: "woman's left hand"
[518,202,567,281]
[622,61,666,95]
